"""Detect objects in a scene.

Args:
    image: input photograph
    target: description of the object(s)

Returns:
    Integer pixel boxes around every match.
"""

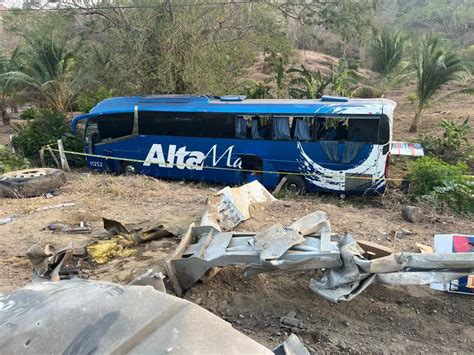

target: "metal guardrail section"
[165,212,474,303]
[166,212,341,296]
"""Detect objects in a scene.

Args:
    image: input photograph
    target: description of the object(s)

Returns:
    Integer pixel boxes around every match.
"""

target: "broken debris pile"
[167,211,474,302]
[26,243,85,281]
[201,180,276,231]
[87,218,179,264]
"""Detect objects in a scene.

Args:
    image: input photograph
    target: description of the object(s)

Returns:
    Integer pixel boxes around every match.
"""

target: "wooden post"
[272,176,287,195]
[39,147,45,167]
[57,139,71,172]
[46,145,61,168]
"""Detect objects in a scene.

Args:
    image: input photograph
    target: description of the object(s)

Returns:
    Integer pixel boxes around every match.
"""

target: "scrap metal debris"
[129,269,166,292]
[0,215,15,225]
[87,218,179,264]
[166,211,474,302]
[0,280,276,354]
[32,202,75,213]
[45,221,92,234]
[26,243,85,281]
[274,333,310,355]
[201,180,276,231]
[166,212,341,296]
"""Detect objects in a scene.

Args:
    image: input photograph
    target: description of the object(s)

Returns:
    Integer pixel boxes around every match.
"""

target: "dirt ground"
[0,173,472,352]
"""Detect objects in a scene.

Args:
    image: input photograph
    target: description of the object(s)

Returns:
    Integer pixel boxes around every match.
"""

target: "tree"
[287,65,329,99]
[371,28,408,77]
[0,32,82,113]
[410,34,467,132]
[0,54,13,125]
[287,60,359,99]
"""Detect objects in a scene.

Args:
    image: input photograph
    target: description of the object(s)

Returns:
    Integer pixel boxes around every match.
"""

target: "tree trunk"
[409,109,422,133]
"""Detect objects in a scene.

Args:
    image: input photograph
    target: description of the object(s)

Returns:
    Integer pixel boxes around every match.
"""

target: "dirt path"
[0,173,472,352]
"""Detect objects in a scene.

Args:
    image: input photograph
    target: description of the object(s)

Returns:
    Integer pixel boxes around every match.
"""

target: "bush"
[77,87,113,113]
[0,145,29,174]
[19,108,38,120]
[421,118,473,169]
[351,86,382,98]
[11,109,84,165]
[408,157,473,214]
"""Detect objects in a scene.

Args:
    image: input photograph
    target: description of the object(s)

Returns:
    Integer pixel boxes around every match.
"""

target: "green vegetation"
[371,28,408,77]
[0,145,29,174]
[287,60,359,99]
[422,118,472,163]
[11,109,82,162]
[408,157,473,214]
[410,34,467,132]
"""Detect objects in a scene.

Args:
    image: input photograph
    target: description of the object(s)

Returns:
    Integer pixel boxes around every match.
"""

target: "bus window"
[273,116,291,140]
[98,113,134,140]
[251,115,271,139]
[293,117,313,141]
[316,117,381,144]
[235,116,247,138]
[139,112,235,138]
[378,115,390,144]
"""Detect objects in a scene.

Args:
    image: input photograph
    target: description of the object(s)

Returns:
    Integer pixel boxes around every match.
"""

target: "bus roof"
[88,95,397,116]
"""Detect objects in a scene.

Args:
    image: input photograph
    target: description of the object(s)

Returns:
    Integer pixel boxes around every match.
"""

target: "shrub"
[408,157,473,214]
[421,118,473,168]
[351,86,382,98]
[19,108,38,120]
[11,109,84,165]
[77,87,113,113]
[0,145,29,174]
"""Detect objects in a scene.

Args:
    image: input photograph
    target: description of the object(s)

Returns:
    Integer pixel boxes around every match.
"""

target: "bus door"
[84,117,108,172]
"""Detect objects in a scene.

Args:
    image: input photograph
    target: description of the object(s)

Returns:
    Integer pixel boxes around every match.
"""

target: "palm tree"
[287,65,331,99]
[410,34,467,132]
[371,28,408,77]
[0,33,81,113]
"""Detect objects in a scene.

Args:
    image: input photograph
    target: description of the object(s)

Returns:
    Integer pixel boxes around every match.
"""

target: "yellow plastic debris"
[87,236,136,264]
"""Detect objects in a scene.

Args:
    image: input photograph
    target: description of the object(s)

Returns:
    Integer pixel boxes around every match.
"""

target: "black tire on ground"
[0,168,66,198]
[121,162,137,176]
[282,175,307,195]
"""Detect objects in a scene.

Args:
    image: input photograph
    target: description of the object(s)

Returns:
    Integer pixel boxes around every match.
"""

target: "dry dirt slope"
[0,174,472,352]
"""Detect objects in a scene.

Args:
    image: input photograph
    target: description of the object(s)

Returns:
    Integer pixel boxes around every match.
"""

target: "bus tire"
[0,168,66,198]
[282,175,306,195]
[121,163,137,176]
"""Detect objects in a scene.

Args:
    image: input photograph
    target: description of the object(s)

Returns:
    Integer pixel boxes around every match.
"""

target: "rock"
[280,316,301,328]
[401,205,423,223]
[286,311,297,318]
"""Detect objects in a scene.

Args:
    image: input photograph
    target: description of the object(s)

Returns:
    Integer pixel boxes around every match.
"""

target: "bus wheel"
[282,175,306,195]
[121,163,136,176]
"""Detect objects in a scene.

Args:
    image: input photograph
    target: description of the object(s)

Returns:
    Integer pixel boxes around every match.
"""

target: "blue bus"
[71,95,396,194]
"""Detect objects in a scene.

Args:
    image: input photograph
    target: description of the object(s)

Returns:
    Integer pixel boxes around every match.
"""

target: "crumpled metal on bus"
[166,210,474,302]
[200,180,276,231]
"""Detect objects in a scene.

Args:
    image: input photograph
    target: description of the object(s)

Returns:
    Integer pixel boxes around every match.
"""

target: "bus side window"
[251,116,271,139]
[316,117,347,141]
[347,118,379,143]
[98,113,134,140]
[273,116,291,140]
[293,117,312,141]
[235,116,248,138]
